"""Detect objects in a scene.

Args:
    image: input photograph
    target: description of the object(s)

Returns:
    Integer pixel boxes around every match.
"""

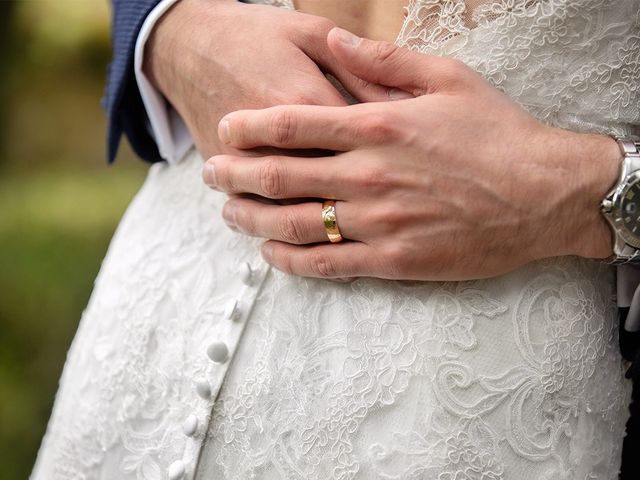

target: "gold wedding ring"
[322,200,343,243]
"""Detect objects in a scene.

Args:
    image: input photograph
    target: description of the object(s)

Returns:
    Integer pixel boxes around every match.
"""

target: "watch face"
[621,182,640,236]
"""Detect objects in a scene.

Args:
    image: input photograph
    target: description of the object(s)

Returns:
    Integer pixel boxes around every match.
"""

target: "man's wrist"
[135,0,195,163]
[563,131,621,260]
[142,0,187,99]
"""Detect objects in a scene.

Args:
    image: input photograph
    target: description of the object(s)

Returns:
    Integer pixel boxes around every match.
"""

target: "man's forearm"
[134,0,191,163]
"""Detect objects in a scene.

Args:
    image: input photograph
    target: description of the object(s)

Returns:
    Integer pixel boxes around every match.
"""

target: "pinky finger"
[260,240,384,279]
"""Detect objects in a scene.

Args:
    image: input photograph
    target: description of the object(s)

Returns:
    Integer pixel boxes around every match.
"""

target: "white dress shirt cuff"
[134,0,193,164]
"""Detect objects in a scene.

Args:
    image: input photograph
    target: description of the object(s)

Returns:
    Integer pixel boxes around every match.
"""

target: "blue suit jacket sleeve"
[104,0,164,164]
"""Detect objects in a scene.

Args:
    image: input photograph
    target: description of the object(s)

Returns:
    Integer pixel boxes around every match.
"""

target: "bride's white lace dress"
[32,1,640,479]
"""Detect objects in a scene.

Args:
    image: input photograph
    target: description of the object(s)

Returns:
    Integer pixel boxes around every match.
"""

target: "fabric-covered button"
[195,379,212,400]
[168,460,185,480]
[240,262,253,285]
[182,414,198,437]
[207,341,229,363]
[224,299,240,321]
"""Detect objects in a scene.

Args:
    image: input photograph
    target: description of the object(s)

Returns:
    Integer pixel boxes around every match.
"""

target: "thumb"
[327,27,465,95]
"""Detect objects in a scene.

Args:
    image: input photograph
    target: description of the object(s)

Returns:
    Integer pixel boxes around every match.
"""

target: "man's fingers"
[219,103,409,151]
[287,54,351,107]
[219,104,367,151]
[327,27,470,94]
[303,75,352,107]
[310,52,402,103]
[333,72,415,103]
[204,154,347,199]
[291,17,394,103]
[261,240,383,279]
[222,198,363,244]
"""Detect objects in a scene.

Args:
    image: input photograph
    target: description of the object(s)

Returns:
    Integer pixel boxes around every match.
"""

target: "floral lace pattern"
[398,0,640,138]
[203,260,628,480]
[32,1,637,480]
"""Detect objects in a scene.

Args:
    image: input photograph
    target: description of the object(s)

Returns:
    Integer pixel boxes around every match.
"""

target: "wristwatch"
[601,138,640,264]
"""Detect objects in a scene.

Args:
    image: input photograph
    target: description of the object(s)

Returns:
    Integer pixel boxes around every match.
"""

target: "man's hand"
[203,27,622,281]
[144,0,393,158]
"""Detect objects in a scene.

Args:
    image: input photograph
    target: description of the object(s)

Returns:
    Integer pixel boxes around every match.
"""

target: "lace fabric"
[201,258,629,480]
[397,0,640,138]
[32,1,639,479]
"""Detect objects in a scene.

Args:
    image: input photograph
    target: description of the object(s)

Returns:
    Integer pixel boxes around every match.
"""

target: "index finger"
[219,104,366,151]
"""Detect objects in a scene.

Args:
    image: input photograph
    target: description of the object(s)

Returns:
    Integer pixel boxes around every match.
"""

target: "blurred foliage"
[0,2,147,479]
[0,1,17,158]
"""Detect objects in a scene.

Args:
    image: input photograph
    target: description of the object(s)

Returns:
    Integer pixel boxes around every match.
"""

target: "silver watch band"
[609,244,640,265]
[607,139,640,264]
[618,139,640,176]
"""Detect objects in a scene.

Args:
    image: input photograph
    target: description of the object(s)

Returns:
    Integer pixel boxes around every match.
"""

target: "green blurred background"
[0,2,147,478]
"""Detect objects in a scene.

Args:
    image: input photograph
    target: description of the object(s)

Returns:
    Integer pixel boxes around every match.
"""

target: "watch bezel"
[606,170,640,250]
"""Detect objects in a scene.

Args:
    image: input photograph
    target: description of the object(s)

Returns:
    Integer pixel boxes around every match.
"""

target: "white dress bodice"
[32,1,640,479]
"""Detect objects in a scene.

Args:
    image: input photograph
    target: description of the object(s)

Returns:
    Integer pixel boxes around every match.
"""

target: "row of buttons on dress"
[167,261,260,480]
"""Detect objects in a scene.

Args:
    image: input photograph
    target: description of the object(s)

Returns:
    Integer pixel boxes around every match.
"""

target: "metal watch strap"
[607,139,640,265]
[609,244,640,265]
[619,139,640,176]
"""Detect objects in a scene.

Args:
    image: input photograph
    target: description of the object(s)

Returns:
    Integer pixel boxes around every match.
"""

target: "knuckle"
[212,155,235,192]
[368,205,405,232]
[357,111,401,143]
[382,243,411,276]
[274,88,322,106]
[298,17,336,40]
[277,210,306,244]
[314,17,336,33]
[229,115,248,144]
[294,16,336,48]
[276,250,295,275]
[258,158,286,198]
[373,41,400,65]
[300,15,335,34]
[442,57,467,73]
[308,252,338,278]
[352,76,375,95]
[234,206,256,234]
[443,59,466,77]
[287,92,316,106]
[435,58,470,88]
[356,165,391,193]
[268,109,297,146]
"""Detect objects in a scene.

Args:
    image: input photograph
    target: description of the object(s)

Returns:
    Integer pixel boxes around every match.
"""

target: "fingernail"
[203,162,217,188]
[218,118,231,144]
[333,27,361,48]
[388,88,414,100]
[222,202,237,227]
[261,242,273,263]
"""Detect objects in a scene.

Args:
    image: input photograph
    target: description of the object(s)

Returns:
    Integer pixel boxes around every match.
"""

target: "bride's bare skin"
[294,0,511,39]
[294,0,407,43]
